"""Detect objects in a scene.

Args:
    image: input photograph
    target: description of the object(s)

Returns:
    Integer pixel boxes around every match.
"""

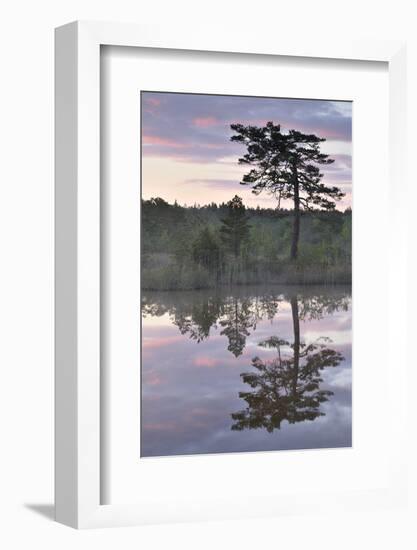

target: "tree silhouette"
[220,195,250,259]
[230,122,344,260]
[231,294,344,432]
[219,296,254,357]
[144,290,280,357]
[297,293,350,321]
[173,296,222,343]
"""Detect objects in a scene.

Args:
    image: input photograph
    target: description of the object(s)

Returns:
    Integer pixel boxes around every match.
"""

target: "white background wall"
[1,0,416,547]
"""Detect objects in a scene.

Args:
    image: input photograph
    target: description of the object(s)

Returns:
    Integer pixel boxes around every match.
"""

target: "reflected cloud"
[141,285,352,457]
[193,356,219,368]
[143,372,163,386]
[142,334,184,351]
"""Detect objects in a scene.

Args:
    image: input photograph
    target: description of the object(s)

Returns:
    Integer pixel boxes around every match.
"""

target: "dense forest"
[141,196,351,290]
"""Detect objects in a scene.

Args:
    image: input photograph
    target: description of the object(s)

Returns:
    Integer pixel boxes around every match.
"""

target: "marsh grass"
[141,257,350,291]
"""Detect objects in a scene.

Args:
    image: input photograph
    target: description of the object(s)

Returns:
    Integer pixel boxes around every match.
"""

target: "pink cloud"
[144,372,163,386]
[142,135,186,148]
[192,116,218,128]
[193,356,219,368]
[142,335,184,351]
[143,97,162,116]
[145,97,161,107]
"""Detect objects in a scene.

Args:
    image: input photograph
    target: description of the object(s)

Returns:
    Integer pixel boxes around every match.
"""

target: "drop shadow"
[24,503,55,521]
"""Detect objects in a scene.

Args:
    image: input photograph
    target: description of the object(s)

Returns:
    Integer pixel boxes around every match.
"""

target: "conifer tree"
[219,195,250,258]
[230,122,344,260]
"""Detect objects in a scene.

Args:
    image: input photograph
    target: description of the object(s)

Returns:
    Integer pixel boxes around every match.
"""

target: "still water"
[141,285,352,457]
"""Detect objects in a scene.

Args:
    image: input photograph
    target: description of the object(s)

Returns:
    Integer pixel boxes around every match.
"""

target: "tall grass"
[141,256,350,291]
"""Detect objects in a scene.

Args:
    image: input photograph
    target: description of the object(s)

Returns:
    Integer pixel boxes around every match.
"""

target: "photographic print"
[141,92,352,457]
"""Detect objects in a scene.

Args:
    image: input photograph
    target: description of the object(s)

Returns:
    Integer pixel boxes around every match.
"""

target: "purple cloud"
[142,91,352,163]
[141,91,352,210]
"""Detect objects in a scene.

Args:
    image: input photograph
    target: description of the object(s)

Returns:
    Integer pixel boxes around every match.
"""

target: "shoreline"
[141,280,352,293]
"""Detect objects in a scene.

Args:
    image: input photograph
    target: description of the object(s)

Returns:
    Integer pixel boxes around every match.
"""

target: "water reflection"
[141,285,352,457]
[143,290,280,356]
[231,295,344,432]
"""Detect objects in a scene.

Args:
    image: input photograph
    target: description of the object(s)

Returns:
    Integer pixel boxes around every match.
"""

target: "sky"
[141,92,352,211]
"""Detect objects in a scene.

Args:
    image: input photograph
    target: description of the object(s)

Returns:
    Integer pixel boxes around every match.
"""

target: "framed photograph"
[55,21,407,528]
[139,90,353,458]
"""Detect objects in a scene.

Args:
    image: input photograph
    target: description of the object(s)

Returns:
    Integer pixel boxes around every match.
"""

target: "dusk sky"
[141,92,352,211]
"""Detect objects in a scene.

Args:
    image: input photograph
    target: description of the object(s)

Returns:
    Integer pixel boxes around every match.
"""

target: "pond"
[141,285,352,457]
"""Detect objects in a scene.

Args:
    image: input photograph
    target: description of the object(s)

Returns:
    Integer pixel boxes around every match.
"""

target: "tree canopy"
[219,195,250,258]
[231,122,345,259]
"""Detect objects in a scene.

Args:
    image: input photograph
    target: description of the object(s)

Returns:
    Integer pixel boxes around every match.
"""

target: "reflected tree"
[231,294,344,432]
[251,292,281,323]
[142,288,349,359]
[297,293,350,321]
[141,296,170,318]
[174,297,222,343]
[168,291,281,356]
[219,297,254,357]
[218,293,282,357]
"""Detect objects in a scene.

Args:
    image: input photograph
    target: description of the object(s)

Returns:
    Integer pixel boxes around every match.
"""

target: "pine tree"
[219,195,250,258]
[230,122,344,260]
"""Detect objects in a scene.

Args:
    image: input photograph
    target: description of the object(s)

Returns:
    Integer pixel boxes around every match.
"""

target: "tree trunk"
[290,166,300,261]
[290,295,300,397]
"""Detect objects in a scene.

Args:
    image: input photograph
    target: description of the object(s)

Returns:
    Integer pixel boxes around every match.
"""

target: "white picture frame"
[55,20,407,529]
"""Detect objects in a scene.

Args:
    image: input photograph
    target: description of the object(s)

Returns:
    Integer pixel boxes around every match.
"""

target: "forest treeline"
[142,196,351,290]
